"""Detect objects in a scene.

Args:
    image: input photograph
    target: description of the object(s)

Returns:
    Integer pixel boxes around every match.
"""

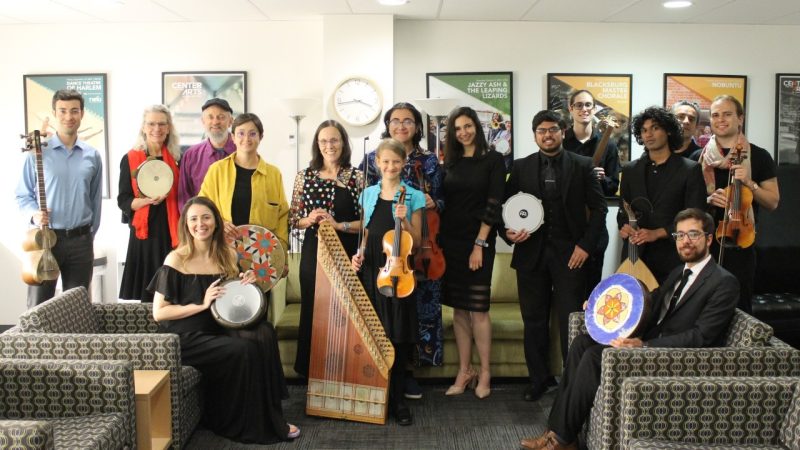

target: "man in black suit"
[618,106,707,284]
[504,110,608,402]
[520,208,739,450]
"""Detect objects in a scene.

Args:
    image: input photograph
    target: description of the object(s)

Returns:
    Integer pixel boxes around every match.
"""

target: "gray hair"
[671,100,701,125]
[134,104,181,160]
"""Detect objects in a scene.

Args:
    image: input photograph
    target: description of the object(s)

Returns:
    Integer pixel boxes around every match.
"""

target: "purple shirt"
[178,136,236,210]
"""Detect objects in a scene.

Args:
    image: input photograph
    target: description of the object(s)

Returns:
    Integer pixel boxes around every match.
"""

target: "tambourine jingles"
[133,159,173,198]
[585,273,651,345]
[502,192,544,233]
[210,279,266,329]
[233,225,287,292]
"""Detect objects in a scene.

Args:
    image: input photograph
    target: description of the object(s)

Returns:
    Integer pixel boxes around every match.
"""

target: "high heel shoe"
[445,367,478,396]
[475,370,491,399]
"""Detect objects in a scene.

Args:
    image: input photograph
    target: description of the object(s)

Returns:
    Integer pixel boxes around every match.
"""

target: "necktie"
[659,268,692,323]
[543,158,556,196]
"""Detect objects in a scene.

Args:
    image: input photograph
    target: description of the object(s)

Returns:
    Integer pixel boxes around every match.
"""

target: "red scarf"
[127,148,179,247]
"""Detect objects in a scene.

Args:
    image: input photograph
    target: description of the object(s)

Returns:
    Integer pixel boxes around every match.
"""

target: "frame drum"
[233,225,287,292]
[210,280,265,329]
[135,159,173,198]
[585,273,651,345]
[502,192,544,233]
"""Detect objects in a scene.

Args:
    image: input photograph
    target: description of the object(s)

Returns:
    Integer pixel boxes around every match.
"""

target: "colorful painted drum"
[233,225,287,292]
[585,273,651,345]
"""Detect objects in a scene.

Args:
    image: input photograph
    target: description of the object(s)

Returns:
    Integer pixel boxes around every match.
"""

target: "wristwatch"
[750,182,760,191]
[474,238,489,248]
[342,221,351,232]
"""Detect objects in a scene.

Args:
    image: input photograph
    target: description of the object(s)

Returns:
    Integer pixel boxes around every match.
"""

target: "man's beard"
[207,129,227,143]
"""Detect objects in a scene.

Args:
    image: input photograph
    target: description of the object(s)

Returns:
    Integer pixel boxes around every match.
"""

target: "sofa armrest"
[0,420,54,449]
[620,376,798,448]
[93,303,159,334]
[568,311,587,348]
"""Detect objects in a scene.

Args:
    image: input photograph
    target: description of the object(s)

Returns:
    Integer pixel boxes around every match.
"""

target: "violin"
[377,187,416,299]
[715,143,755,252]
[412,162,445,281]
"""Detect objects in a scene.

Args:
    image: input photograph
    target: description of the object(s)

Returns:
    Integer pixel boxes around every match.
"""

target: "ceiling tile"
[151,0,266,21]
[522,0,637,22]
[2,0,96,24]
[606,0,733,24]
[685,0,800,25]
[439,0,538,21]
[348,0,440,20]
[248,0,350,20]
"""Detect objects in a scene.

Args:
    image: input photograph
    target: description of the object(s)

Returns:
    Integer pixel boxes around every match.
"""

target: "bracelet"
[750,182,760,191]
[342,221,351,232]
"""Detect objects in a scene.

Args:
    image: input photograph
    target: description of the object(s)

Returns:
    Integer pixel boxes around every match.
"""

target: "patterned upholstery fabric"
[781,382,800,450]
[0,358,134,450]
[0,420,54,450]
[0,287,201,450]
[628,439,784,449]
[566,309,800,450]
[17,287,99,334]
[621,376,799,450]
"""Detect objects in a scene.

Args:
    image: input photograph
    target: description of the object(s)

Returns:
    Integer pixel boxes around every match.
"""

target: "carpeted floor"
[186,380,554,449]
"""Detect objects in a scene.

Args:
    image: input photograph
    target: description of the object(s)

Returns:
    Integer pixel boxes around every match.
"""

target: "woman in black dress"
[149,196,299,444]
[118,104,180,302]
[352,139,424,425]
[290,120,363,378]
[440,107,506,399]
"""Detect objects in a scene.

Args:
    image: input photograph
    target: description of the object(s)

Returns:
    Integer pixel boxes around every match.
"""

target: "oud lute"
[616,201,658,292]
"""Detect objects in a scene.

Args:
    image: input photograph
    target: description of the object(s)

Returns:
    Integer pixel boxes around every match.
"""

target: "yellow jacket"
[198,153,289,249]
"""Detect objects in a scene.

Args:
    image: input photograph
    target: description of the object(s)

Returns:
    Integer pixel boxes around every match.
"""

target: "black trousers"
[27,232,94,308]
[517,241,586,388]
[711,242,754,314]
[547,334,605,443]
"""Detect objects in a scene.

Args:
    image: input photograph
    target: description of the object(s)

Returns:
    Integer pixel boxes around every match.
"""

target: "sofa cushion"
[780,383,800,450]
[724,309,774,347]
[276,304,301,340]
[629,439,783,449]
[50,413,127,450]
[0,419,53,449]
[17,287,98,334]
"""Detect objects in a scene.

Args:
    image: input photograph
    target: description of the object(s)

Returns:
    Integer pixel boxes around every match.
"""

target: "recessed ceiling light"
[663,1,692,8]
[377,0,410,6]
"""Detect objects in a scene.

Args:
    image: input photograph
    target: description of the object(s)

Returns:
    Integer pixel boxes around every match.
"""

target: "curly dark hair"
[380,102,424,149]
[631,106,683,152]
[444,106,489,166]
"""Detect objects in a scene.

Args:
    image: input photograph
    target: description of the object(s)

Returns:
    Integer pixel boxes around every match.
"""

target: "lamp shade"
[413,98,459,117]
[278,98,318,117]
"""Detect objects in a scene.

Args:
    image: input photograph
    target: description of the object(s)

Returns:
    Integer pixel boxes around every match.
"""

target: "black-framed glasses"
[671,230,708,241]
[571,102,594,110]
[389,118,415,128]
[535,126,562,136]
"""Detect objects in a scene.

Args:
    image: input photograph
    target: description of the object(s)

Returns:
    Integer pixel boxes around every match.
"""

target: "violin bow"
[357,136,369,257]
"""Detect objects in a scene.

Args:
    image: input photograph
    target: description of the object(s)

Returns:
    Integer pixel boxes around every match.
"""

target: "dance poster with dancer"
[23,73,110,198]
[547,73,633,163]
[426,72,514,172]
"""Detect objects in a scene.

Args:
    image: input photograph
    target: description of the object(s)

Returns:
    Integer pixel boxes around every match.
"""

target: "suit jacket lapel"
[669,259,716,316]
[559,150,572,201]
[530,154,542,198]
[654,266,682,317]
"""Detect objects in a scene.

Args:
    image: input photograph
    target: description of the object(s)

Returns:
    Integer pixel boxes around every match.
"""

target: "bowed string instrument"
[376,186,415,299]
[412,161,445,281]
[716,141,755,264]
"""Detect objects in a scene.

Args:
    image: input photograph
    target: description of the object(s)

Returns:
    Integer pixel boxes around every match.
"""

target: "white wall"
[1,18,798,324]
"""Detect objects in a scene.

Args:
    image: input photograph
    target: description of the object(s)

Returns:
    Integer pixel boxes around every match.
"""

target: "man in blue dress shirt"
[16,89,103,307]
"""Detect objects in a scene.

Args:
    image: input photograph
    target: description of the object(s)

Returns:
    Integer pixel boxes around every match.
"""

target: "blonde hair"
[134,104,181,161]
[375,138,407,160]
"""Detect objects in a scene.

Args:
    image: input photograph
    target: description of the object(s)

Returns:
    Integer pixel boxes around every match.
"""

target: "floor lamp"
[279,98,317,253]
[413,98,458,162]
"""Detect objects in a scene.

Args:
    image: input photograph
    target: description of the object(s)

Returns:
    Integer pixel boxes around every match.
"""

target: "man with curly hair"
[617,106,707,283]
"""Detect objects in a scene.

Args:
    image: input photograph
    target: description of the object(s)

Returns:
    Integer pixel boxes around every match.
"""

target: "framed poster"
[775,74,800,165]
[426,72,514,172]
[663,73,747,139]
[162,71,246,152]
[547,73,633,163]
[23,73,110,198]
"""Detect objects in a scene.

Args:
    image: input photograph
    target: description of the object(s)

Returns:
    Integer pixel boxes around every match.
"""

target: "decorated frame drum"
[585,273,651,345]
[134,159,173,198]
[233,225,287,292]
[210,280,265,329]
[502,192,544,233]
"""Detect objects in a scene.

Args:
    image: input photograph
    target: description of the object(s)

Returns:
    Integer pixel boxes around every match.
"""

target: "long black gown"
[147,266,290,444]
[295,186,359,377]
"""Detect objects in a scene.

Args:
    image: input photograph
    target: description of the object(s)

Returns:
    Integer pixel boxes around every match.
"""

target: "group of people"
[16,87,780,445]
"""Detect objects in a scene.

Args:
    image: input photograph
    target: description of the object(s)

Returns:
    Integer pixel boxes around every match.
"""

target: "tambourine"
[210,279,266,329]
[135,159,173,198]
[585,273,651,345]
[502,192,544,233]
[233,225,287,292]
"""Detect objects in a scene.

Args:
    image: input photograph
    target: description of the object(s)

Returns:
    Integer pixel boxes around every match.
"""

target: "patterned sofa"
[621,376,800,449]
[0,287,201,450]
[0,358,135,450]
[568,309,800,450]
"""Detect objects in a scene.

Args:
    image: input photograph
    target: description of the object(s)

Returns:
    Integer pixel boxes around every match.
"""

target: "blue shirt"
[15,133,103,235]
[358,147,445,211]
[360,180,425,227]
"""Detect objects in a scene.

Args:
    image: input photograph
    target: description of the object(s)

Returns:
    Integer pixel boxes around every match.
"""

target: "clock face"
[333,77,382,126]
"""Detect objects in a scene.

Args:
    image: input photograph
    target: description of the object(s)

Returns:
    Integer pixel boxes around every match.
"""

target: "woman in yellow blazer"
[198,113,289,253]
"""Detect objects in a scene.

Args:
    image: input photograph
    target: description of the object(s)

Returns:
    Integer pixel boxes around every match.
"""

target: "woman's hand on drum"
[223,221,238,243]
[203,278,225,309]
[149,194,166,206]
[351,252,364,272]
[567,245,589,270]
[239,270,256,285]
[609,337,643,348]
[505,228,530,243]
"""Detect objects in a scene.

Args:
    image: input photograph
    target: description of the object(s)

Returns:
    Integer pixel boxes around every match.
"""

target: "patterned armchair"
[0,287,202,450]
[621,376,800,449]
[567,309,800,450]
[0,358,135,450]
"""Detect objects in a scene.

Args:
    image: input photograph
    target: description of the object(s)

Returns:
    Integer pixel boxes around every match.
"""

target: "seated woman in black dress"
[148,196,299,444]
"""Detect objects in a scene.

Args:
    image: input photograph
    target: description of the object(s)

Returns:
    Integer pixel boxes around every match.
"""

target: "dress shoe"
[542,434,577,450]
[404,374,423,400]
[394,405,413,426]
[287,424,300,439]
[445,367,477,396]
[520,430,553,449]
[474,369,491,399]
[524,377,558,402]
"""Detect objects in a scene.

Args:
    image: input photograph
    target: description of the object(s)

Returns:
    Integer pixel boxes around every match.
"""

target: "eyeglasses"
[145,121,168,129]
[535,126,562,136]
[671,230,708,241]
[235,130,259,139]
[318,138,341,147]
[571,102,594,110]
[389,118,415,128]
